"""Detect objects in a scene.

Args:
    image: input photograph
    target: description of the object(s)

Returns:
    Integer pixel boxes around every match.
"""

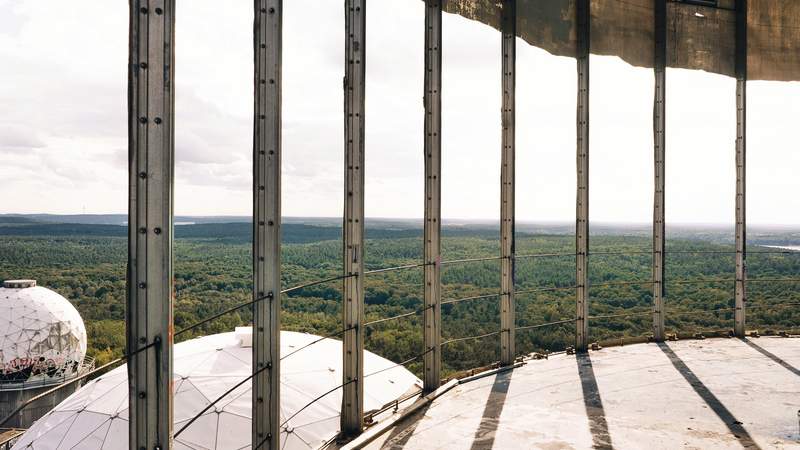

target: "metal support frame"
[734,0,747,337]
[499,0,516,366]
[342,0,366,437]
[127,1,175,448]
[423,0,442,392]
[253,1,282,448]
[652,0,667,342]
[575,0,590,352]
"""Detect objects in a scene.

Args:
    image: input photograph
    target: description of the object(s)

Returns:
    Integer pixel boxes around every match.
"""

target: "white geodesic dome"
[13,329,422,450]
[0,280,87,386]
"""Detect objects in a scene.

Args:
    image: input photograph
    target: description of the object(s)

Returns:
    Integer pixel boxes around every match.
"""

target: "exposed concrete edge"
[341,379,459,450]
[456,361,526,385]
[594,329,800,350]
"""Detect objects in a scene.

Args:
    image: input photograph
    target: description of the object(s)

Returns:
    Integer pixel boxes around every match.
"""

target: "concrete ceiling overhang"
[441,0,800,82]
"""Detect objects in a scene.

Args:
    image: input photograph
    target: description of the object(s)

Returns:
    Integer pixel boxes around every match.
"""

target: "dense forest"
[1,221,798,377]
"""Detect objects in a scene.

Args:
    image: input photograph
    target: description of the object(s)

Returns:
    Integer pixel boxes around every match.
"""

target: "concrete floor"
[367,337,800,450]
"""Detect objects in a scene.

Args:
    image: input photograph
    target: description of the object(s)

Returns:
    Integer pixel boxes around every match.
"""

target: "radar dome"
[0,280,88,385]
[13,329,421,450]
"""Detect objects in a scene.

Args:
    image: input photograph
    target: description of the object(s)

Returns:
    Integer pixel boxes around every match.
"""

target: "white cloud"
[0,0,799,224]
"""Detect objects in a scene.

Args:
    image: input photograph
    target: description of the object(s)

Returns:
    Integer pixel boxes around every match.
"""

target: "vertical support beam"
[575,0,590,352]
[127,1,175,448]
[500,0,516,366]
[253,1,282,448]
[342,0,366,437]
[734,0,748,337]
[652,0,666,342]
[423,0,442,392]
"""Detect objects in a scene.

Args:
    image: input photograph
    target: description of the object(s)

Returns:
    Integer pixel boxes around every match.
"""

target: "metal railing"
[0,429,25,450]
[0,356,95,391]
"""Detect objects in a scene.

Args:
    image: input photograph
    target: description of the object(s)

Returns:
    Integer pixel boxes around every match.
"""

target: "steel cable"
[515,285,578,295]
[589,280,653,288]
[0,340,157,428]
[365,305,431,327]
[441,330,502,346]
[440,255,504,265]
[588,310,652,320]
[666,278,735,285]
[176,273,356,337]
[514,318,576,332]
[514,252,575,260]
[364,262,428,275]
[442,292,500,305]
[175,325,356,439]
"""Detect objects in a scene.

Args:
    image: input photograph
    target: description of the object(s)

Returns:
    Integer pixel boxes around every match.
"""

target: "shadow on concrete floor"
[740,338,800,377]
[658,342,762,450]
[379,400,434,449]
[577,352,613,450]
[469,370,513,450]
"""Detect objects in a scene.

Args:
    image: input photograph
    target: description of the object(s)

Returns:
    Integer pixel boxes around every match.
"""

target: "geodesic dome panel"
[13,330,422,450]
[0,283,87,384]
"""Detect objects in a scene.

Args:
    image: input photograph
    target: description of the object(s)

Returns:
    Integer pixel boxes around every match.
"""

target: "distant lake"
[764,245,800,251]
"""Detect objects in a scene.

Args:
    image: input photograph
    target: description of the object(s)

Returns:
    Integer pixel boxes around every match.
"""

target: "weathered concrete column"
[652,0,666,342]
[423,0,442,392]
[127,1,175,448]
[575,0,590,352]
[734,0,748,337]
[500,0,516,365]
[253,1,282,448]
[342,0,366,437]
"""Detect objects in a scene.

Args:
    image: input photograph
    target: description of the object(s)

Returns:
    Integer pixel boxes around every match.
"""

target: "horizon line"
[3,213,800,228]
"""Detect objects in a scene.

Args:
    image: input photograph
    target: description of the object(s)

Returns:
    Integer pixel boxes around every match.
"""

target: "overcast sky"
[1,0,798,224]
